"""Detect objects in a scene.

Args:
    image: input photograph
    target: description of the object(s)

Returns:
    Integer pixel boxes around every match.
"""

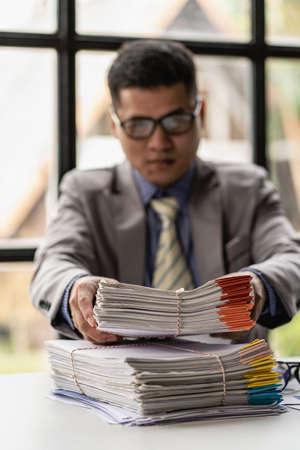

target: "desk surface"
[0,372,299,450]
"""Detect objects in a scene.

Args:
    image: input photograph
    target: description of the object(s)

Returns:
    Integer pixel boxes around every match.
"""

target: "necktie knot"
[150,197,179,226]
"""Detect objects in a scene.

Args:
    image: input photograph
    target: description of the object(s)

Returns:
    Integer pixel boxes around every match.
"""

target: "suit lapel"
[112,161,146,285]
[189,159,225,284]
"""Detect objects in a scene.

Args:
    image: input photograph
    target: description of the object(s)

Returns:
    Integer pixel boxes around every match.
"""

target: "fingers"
[210,331,250,341]
[73,306,118,343]
[100,277,119,285]
[69,275,119,344]
[243,271,266,322]
[77,283,97,328]
[210,332,231,340]
[69,276,97,328]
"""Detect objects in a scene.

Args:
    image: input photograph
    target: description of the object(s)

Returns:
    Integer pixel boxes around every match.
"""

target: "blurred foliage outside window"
[0,263,55,374]
[270,313,300,357]
[266,0,300,44]
[266,57,300,358]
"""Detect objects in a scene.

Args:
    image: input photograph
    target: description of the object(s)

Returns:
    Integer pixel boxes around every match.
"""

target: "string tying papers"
[70,342,155,396]
[156,342,227,406]
[176,288,184,336]
[71,347,97,395]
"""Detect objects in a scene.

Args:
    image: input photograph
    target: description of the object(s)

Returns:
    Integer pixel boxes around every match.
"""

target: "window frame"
[0,0,299,262]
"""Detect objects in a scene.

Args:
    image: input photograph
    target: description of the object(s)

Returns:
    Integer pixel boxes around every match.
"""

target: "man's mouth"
[147,159,175,168]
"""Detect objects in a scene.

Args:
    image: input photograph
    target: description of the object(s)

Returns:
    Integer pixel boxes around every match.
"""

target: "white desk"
[0,372,299,450]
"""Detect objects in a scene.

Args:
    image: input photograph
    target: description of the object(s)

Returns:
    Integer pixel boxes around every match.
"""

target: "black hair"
[107,39,197,108]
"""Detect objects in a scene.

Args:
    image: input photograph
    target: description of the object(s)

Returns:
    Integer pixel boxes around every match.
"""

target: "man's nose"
[147,123,172,150]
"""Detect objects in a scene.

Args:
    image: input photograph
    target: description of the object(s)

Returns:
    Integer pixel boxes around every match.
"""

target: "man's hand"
[210,271,266,342]
[69,275,120,344]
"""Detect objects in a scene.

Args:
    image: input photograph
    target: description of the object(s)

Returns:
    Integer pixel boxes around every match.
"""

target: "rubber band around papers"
[70,342,227,405]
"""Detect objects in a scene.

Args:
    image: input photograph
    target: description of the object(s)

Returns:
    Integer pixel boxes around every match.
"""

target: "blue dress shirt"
[133,164,200,287]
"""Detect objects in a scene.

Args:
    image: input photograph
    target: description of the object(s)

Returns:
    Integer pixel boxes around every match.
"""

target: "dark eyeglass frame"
[111,98,202,140]
[277,360,300,391]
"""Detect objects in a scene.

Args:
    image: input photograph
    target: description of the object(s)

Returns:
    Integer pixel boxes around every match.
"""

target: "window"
[0,0,57,33]
[0,47,57,243]
[1,0,300,371]
[267,59,300,230]
[266,0,300,45]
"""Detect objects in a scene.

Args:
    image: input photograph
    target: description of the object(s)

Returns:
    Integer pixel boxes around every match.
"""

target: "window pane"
[76,0,250,42]
[269,311,300,357]
[76,51,251,168]
[0,0,57,33]
[266,0,300,45]
[0,48,57,244]
[267,59,300,231]
[0,263,55,374]
[197,56,251,163]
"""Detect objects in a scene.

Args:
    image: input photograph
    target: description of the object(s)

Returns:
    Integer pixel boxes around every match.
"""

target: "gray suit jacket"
[30,158,300,339]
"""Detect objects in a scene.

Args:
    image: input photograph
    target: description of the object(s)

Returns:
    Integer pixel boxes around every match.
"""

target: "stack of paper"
[51,391,285,425]
[93,274,255,337]
[47,338,284,425]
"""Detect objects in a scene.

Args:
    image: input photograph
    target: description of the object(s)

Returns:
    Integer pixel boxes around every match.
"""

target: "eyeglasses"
[111,100,201,140]
[277,359,300,391]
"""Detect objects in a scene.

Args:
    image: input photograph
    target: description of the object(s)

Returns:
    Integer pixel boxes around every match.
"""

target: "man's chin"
[143,171,181,188]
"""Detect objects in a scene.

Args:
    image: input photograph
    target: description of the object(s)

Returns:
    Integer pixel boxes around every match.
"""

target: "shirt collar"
[133,163,196,208]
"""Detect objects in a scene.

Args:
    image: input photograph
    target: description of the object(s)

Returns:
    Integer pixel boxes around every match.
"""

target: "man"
[30,40,300,344]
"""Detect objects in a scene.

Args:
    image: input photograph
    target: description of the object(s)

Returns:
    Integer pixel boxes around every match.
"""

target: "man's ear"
[200,98,206,128]
[109,115,117,137]
[109,107,118,138]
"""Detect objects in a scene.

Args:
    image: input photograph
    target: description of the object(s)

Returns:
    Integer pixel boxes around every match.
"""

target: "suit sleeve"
[29,171,100,338]
[246,170,300,326]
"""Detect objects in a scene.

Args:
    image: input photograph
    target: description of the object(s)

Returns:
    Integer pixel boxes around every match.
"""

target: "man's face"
[110,83,201,187]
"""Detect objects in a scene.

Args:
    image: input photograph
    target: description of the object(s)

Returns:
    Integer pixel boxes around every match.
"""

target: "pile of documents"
[93,274,255,337]
[47,338,285,425]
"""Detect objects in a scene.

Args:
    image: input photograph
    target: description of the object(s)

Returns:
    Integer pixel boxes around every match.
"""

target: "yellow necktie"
[151,197,194,291]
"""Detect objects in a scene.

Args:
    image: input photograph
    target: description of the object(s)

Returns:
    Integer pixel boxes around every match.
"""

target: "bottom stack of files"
[46,338,285,425]
[51,390,286,425]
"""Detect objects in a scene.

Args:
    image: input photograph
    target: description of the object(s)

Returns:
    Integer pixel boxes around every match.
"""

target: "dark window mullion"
[76,34,256,57]
[0,32,59,48]
[267,45,300,58]
[57,0,76,183]
[0,248,35,262]
[251,0,267,168]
